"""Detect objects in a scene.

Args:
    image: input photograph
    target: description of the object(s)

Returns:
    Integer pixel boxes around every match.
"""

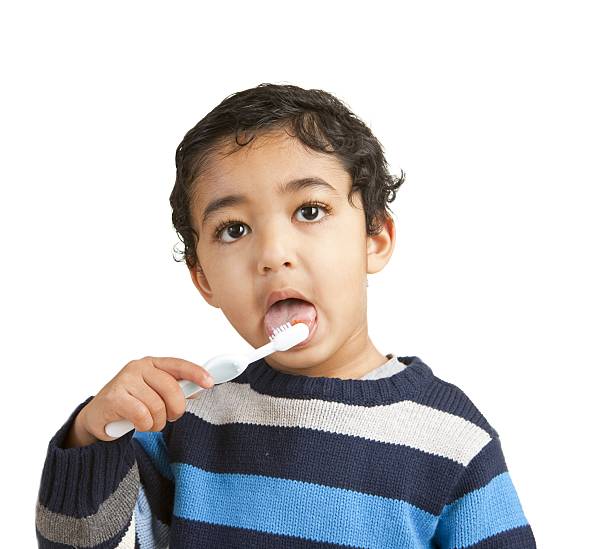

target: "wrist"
[63,409,98,448]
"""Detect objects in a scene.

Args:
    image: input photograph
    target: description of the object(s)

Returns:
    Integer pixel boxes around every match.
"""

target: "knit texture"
[35,355,536,548]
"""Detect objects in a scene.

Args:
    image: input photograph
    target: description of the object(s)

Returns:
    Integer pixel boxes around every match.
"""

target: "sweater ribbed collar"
[236,355,433,405]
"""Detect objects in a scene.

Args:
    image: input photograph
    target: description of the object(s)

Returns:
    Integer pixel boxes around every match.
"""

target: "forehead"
[205,129,348,189]
[193,130,351,222]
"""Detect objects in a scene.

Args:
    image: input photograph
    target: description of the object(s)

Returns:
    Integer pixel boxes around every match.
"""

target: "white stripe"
[186,382,491,465]
[115,509,136,548]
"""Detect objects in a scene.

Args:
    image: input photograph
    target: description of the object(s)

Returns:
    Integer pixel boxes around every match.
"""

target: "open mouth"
[263,297,318,347]
[290,315,318,349]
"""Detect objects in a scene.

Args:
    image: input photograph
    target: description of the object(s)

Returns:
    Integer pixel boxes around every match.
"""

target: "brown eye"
[300,205,320,221]
[214,220,250,244]
[226,224,246,239]
[296,202,330,223]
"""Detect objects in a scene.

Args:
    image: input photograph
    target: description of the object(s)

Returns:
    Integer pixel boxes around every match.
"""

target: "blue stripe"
[171,462,437,549]
[135,486,156,549]
[434,472,529,548]
[132,431,174,480]
[174,412,463,515]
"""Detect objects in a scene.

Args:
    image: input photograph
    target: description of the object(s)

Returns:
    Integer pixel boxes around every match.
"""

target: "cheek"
[206,255,248,284]
[325,248,366,285]
[221,298,260,343]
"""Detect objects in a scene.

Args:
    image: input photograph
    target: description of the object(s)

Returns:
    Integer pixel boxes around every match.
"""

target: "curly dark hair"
[170,83,406,270]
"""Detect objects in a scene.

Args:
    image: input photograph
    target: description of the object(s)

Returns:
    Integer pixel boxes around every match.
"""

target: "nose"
[256,220,296,274]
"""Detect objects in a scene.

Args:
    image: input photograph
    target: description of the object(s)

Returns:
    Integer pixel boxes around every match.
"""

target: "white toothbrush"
[104,321,310,438]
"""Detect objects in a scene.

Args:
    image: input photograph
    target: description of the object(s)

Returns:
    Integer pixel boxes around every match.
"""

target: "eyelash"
[213,200,333,244]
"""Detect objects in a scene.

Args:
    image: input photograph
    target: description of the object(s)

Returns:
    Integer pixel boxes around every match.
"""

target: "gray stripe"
[187,382,491,465]
[35,461,140,547]
[359,355,407,380]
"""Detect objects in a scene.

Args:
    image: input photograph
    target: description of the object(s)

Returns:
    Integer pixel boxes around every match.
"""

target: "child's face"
[189,128,395,377]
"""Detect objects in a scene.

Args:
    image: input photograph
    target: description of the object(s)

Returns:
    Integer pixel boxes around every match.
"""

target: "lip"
[264,288,313,313]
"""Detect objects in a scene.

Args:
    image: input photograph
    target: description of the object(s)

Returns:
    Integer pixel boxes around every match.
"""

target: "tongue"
[264,298,316,338]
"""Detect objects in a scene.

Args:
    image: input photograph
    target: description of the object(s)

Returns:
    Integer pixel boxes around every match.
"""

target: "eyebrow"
[201,176,339,226]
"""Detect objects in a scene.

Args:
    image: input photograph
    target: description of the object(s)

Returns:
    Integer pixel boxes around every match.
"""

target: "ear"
[366,214,396,275]
[188,262,219,308]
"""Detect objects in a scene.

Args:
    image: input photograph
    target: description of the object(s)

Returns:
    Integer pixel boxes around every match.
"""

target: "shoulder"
[390,357,499,466]
[416,366,499,440]
[398,357,502,466]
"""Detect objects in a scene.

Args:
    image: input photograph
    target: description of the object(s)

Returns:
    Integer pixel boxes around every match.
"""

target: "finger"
[149,357,213,387]
[126,382,168,432]
[116,391,154,433]
[142,367,188,422]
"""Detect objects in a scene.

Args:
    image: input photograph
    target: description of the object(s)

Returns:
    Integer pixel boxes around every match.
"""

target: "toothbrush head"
[270,321,310,351]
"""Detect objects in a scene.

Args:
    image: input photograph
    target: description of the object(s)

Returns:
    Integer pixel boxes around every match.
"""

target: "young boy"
[35,83,536,548]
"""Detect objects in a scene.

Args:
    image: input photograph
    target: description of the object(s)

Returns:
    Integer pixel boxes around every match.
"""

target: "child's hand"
[65,357,214,447]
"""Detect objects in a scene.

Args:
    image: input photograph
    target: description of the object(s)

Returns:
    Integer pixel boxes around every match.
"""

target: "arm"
[35,396,174,548]
[433,436,536,548]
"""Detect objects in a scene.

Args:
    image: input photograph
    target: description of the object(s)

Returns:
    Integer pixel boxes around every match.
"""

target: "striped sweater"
[35,355,536,548]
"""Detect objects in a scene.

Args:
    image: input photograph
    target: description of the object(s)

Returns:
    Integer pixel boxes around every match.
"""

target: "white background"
[2,1,610,546]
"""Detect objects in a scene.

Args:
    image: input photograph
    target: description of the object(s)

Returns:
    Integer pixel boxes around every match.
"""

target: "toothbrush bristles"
[270,321,292,340]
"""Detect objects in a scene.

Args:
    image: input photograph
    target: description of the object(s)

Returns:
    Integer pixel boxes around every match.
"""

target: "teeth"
[274,297,304,306]
[268,298,310,314]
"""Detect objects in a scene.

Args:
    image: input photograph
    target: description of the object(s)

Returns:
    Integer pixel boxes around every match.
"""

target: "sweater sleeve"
[433,436,537,548]
[35,396,175,548]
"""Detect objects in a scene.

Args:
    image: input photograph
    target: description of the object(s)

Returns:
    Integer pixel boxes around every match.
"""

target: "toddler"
[35,83,536,548]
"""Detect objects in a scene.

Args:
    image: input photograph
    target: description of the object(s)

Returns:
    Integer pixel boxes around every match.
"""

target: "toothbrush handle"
[247,340,276,363]
[103,379,203,439]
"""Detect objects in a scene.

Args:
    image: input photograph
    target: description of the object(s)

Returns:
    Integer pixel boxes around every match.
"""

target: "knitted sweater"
[35,355,536,548]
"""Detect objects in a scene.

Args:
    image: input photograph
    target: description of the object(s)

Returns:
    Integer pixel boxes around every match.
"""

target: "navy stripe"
[172,411,464,515]
[134,485,170,548]
[464,524,537,548]
[449,436,508,502]
[37,396,136,517]
[170,516,353,548]
[234,356,434,405]
[36,519,131,549]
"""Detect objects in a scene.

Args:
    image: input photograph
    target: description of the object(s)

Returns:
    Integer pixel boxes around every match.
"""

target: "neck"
[266,321,388,379]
